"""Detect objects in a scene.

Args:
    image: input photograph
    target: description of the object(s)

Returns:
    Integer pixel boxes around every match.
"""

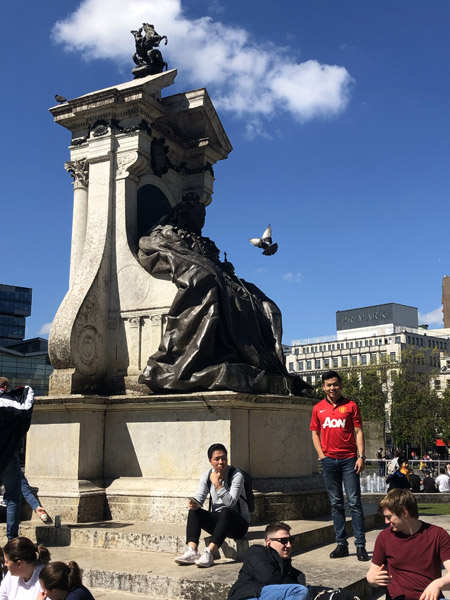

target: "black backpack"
[207,466,255,513]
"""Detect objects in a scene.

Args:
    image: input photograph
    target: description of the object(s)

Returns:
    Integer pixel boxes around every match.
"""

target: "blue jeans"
[248,584,310,600]
[21,473,39,512]
[1,454,23,540]
[321,456,365,547]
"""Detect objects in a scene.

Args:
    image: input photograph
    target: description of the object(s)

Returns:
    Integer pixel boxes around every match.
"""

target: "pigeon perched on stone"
[54,94,68,104]
[249,224,278,256]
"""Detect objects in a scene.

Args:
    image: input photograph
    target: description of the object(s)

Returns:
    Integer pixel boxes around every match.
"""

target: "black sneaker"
[356,546,369,561]
[329,545,349,558]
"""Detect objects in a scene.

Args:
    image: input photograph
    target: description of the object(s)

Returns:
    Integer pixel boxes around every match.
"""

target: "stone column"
[65,158,89,287]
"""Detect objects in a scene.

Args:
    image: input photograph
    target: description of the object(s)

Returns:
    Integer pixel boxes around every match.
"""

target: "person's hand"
[419,578,443,600]
[355,457,365,474]
[188,499,199,510]
[370,564,392,587]
[209,469,222,489]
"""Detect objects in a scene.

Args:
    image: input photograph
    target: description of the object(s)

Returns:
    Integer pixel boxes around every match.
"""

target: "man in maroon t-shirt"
[310,370,368,561]
[367,489,450,600]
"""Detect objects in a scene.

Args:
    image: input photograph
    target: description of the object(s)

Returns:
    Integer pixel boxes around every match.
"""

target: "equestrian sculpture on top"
[131,23,168,78]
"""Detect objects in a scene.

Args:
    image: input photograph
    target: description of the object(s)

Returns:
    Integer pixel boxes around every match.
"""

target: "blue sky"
[2,0,450,344]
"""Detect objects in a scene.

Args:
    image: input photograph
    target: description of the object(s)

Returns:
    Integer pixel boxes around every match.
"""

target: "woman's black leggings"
[186,507,249,547]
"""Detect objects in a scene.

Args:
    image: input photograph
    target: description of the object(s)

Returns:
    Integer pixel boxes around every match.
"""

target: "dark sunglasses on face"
[269,536,293,545]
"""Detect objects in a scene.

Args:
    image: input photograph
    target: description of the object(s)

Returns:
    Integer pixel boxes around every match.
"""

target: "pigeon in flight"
[54,94,68,104]
[249,224,278,256]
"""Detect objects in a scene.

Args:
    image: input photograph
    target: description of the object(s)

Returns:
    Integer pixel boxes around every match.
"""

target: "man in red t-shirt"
[367,489,450,600]
[310,370,368,561]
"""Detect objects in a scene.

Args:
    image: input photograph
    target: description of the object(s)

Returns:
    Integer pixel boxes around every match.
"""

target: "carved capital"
[128,316,142,328]
[65,159,89,188]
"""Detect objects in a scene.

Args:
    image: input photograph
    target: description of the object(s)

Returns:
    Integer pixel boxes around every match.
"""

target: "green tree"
[390,348,440,452]
[341,370,361,403]
[436,384,450,442]
[360,367,386,422]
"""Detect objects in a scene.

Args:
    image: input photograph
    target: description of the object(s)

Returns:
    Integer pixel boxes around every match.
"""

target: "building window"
[333,357,338,367]
[342,356,348,366]
[390,352,397,362]
[315,359,321,369]
[294,348,299,355]
[324,358,330,368]
[306,375,312,384]
[435,379,441,390]
[361,354,367,365]
[370,354,377,364]
[351,355,357,366]
[395,336,400,343]
[298,361,304,370]
[365,340,369,347]
[288,362,294,372]
[306,360,312,370]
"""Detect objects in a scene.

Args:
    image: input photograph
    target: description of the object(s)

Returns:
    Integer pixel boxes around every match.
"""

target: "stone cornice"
[35,392,315,411]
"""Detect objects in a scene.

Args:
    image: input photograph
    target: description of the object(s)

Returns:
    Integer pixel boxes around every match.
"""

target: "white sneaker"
[195,548,214,568]
[175,546,201,565]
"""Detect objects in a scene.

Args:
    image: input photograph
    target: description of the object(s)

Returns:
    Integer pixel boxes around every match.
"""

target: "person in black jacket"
[386,457,412,492]
[0,377,35,540]
[228,522,309,600]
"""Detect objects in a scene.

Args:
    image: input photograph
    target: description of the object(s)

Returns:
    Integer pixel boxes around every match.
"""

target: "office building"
[0,284,53,394]
[0,284,32,346]
[285,303,450,393]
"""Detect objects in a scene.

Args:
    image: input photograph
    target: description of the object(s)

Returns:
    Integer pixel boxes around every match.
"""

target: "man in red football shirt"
[310,370,368,561]
[367,489,450,600]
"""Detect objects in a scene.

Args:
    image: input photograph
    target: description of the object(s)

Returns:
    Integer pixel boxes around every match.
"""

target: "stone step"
[6,504,383,562]
[46,515,449,600]
[40,542,373,600]
[90,590,166,600]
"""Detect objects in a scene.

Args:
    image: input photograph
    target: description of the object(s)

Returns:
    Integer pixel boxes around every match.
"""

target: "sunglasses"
[269,537,293,545]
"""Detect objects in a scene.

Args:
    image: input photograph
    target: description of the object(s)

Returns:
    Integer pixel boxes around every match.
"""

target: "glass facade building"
[0,284,53,395]
[0,342,53,396]
[0,284,32,346]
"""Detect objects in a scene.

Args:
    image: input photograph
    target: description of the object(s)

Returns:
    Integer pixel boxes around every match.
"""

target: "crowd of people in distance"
[381,451,450,494]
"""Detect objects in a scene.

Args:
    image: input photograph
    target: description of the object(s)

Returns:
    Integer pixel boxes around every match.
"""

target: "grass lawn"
[419,503,450,515]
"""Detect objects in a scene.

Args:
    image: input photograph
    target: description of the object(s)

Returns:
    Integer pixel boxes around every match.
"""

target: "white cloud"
[52,0,352,127]
[283,272,302,283]
[38,322,53,335]
[207,0,225,15]
[418,307,443,327]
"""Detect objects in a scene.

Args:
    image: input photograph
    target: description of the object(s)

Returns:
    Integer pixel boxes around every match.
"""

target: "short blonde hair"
[378,489,419,519]
[0,377,9,389]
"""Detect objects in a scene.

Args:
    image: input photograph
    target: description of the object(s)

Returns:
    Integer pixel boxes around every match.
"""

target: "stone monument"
[25,31,326,523]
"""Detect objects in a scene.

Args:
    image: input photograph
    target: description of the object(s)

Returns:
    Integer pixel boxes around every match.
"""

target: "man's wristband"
[358,455,366,461]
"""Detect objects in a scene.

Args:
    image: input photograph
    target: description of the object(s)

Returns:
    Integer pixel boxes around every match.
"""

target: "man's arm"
[419,559,450,600]
[354,427,365,474]
[311,430,325,459]
[366,562,392,587]
[243,546,286,586]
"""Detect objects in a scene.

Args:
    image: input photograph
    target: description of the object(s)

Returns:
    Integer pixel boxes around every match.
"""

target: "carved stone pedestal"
[26,392,325,523]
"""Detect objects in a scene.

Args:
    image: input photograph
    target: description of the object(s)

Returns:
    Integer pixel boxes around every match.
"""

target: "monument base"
[26,392,323,523]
